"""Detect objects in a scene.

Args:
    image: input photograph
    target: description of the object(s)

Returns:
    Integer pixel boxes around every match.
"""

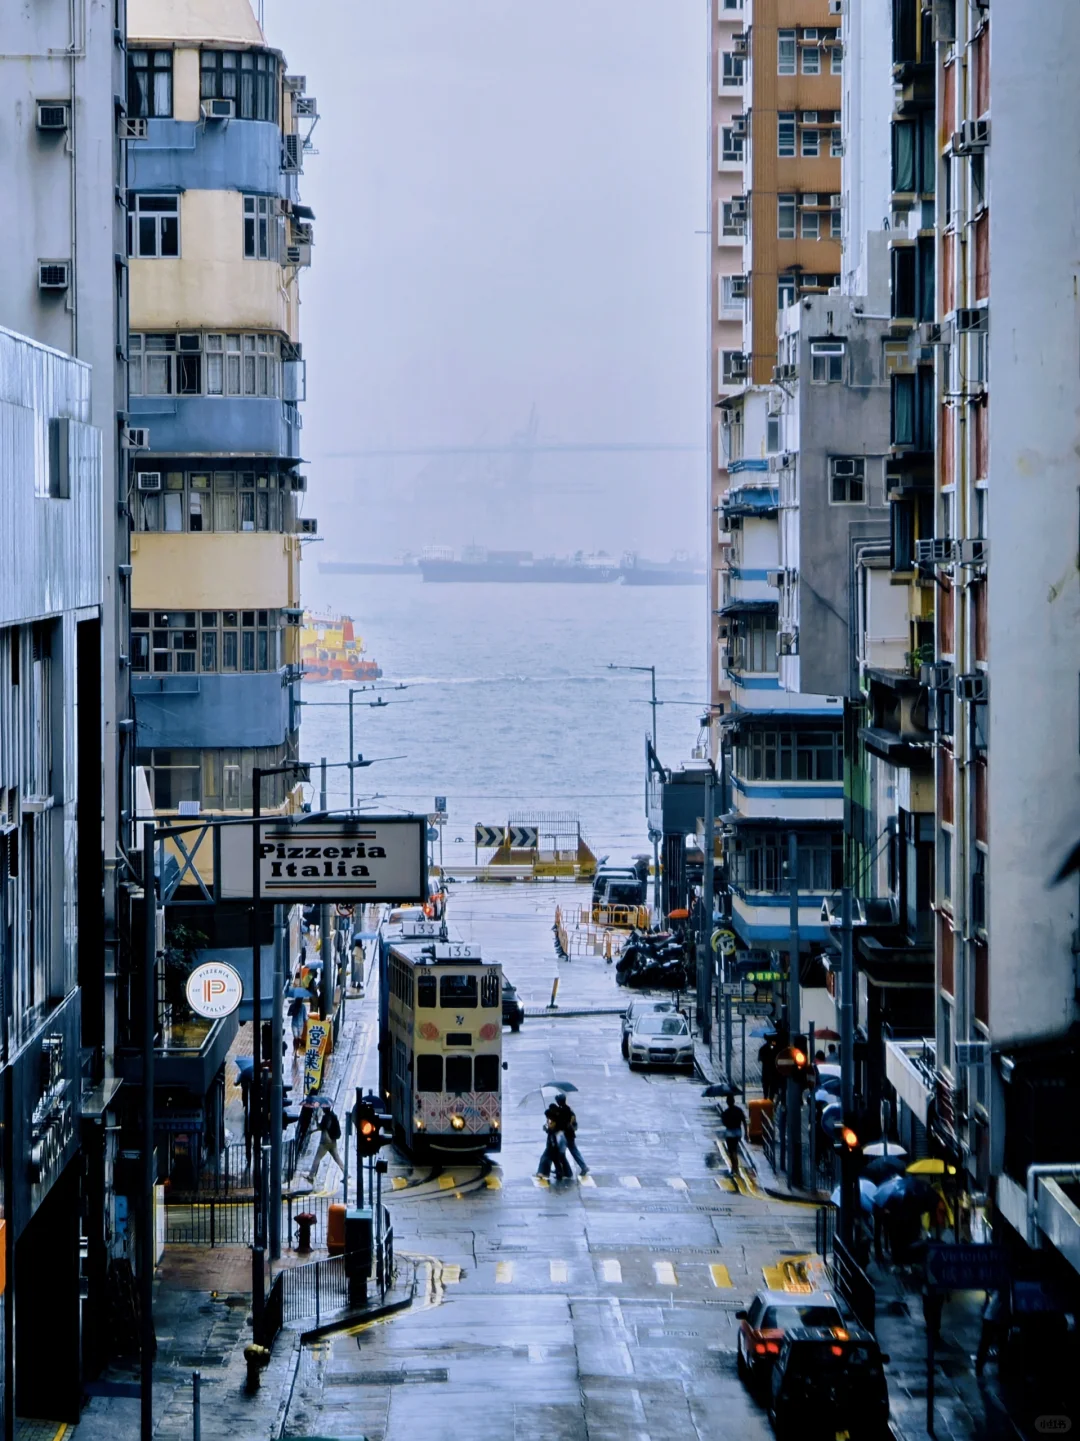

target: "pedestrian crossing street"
[432,1252,740,1293]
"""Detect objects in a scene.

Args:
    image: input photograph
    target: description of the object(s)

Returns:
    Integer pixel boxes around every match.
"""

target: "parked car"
[620,997,676,1057]
[625,1012,693,1069]
[502,979,525,1033]
[597,876,646,910]
[591,866,638,904]
[768,1326,890,1441]
[735,1289,847,1391]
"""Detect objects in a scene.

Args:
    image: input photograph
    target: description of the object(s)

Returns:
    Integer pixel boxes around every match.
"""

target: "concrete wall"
[986,3,1080,1045]
[840,0,892,299]
[131,531,299,607]
[129,0,265,47]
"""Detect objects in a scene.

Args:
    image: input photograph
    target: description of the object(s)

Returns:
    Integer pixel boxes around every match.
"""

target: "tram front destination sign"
[219,814,428,903]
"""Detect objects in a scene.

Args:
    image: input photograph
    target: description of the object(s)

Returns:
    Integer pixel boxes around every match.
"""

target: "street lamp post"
[607,663,661,915]
[347,687,368,810]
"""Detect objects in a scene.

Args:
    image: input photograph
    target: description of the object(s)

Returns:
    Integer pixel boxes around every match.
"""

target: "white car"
[626,1013,694,1070]
[621,998,677,1057]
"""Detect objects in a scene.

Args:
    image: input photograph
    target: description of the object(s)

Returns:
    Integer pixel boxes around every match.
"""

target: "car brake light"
[765,1341,780,1354]
[754,1343,767,1355]
[830,1344,844,1356]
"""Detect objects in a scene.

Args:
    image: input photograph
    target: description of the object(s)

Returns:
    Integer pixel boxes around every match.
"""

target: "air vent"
[38,261,70,291]
[37,102,70,132]
[137,472,162,492]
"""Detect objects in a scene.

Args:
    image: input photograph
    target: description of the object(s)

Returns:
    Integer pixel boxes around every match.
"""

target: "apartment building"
[123,0,315,1173]
[0,1,130,1422]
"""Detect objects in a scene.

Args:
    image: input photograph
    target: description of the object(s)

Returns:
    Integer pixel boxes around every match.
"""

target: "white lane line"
[666,1177,688,1190]
[600,1258,622,1283]
[495,1261,513,1284]
[619,1175,641,1189]
[549,1259,568,1283]
[653,1260,677,1286]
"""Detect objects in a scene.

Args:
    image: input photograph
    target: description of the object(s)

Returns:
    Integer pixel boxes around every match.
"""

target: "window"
[940,828,953,904]
[801,122,820,158]
[416,1054,442,1092]
[777,193,796,239]
[722,126,743,162]
[801,208,820,240]
[474,1054,500,1092]
[721,350,745,384]
[831,128,843,157]
[200,49,279,122]
[778,30,796,74]
[722,0,742,8]
[939,997,953,1074]
[731,831,843,893]
[730,611,777,672]
[829,456,866,504]
[130,609,282,674]
[243,196,278,259]
[480,972,500,1008]
[830,208,842,239]
[128,49,173,118]
[777,273,797,309]
[778,112,796,157]
[129,332,281,399]
[736,729,843,782]
[722,52,744,86]
[128,195,179,258]
[721,276,744,311]
[416,971,437,1007]
[443,1056,471,1092]
[801,40,820,74]
[811,341,844,383]
[440,974,478,1008]
[766,414,781,452]
[722,201,745,237]
[830,42,843,75]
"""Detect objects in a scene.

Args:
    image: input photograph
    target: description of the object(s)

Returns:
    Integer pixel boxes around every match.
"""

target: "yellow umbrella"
[906,1158,957,1176]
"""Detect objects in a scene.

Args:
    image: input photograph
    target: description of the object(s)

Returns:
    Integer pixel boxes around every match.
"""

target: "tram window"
[474,1055,499,1092]
[416,1054,442,1092]
[416,972,437,1007]
[440,974,477,1008]
[445,1033,472,1047]
[445,1056,472,1092]
[480,973,500,1008]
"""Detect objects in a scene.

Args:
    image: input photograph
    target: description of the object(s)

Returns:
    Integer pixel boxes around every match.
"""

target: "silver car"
[621,997,676,1057]
[626,1012,694,1070]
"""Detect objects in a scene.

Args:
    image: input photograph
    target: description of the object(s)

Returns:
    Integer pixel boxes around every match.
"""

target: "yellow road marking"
[391,1176,409,1191]
[442,1264,462,1283]
[762,1265,786,1290]
[600,1258,622,1283]
[619,1175,641,1189]
[710,1263,733,1288]
[715,1176,739,1194]
[667,1177,688,1190]
[579,1173,597,1187]
[485,1174,502,1189]
[495,1261,514,1284]
[550,1259,568,1283]
[653,1260,677,1286]
[533,1175,550,1188]
[437,1174,456,1190]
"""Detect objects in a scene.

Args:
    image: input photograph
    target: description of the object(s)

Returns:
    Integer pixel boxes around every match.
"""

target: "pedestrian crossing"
[423,1252,752,1294]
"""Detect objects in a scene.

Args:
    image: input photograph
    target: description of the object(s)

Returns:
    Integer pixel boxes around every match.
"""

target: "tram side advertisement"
[219,816,427,902]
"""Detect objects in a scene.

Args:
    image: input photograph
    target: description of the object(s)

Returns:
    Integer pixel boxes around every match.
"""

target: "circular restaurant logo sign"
[186,961,243,1019]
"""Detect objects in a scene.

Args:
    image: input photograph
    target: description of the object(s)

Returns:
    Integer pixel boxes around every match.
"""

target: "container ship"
[620,552,706,586]
[419,546,620,583]
[300,612,383,682]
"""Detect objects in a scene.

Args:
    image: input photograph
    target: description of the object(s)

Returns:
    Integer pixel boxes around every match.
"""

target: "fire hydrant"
[243,1342,270,1393]
[295,1210,317,1254]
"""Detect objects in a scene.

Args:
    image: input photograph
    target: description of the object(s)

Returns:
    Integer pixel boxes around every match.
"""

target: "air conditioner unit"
[36,102,70,131]
[136,472,162,492]
[38,260,70,291]
[123,427,150,450]
[733,32,748,55]
[727,353,749,379]
[956,307,988,333]
[177,333,201,352]
[803,193,819,208]
[297,517,318,535]
[778,630,798,656]
[202,98,235,120]
[283,74,308,93]
[281,133,303,172]
[295,96,318,118]
[952,119,989,155]
[828,0,842,12]
[730,275,748,299]
[829,194,842,208]
[767,452,794,473]
[282,607,304,625]
[955,672,988,703]
[956,537,988,566]
[285,243,312,267]
[918,322,943,346]
[766,569,784,589]
[732,113,748,139]
[177,800,201,817]
[915,538,954,566]
[731,195,748,217]
[120,117,148,141]
[956,1040,988,1067]
[290,473,308,492]
[923,662,953,690]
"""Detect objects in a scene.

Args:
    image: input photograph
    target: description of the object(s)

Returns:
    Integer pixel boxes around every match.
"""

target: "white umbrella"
[862,1141,908,1158]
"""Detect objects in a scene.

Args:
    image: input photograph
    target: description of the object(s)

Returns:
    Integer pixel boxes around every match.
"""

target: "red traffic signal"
[774,1037,814,1086]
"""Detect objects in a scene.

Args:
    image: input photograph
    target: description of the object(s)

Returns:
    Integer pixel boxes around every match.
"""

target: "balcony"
[885,1036,936,1124]
[132,668,297,750]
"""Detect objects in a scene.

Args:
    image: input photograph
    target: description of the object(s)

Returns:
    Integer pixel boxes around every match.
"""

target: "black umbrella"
[863,1155,907,1184]
[702,1084,736,1098]
[875,1174,937,1215]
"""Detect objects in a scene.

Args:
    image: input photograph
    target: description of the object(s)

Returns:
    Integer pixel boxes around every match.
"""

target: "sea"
[298,574,706,868]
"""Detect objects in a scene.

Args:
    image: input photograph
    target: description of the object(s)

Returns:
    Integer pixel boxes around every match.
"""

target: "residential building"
[123,0,315,1181]
[0,0,131,1420]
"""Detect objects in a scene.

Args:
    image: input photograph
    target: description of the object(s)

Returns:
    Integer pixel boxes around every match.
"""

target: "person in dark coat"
[535,1101,571,1180]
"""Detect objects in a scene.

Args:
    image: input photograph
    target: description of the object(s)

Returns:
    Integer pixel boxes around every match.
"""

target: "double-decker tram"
[379,921,503,1157]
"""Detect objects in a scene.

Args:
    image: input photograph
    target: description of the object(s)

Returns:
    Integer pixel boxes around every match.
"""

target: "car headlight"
[450,1114,465,1131]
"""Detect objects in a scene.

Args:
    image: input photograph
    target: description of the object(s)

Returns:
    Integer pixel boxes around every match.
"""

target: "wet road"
[284,882,821,1441]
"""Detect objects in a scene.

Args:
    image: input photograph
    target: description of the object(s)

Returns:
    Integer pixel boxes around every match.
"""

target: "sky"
[262,0,708,560]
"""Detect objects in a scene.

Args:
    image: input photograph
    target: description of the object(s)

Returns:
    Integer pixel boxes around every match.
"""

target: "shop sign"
[186,960,243,1019]
[219,816,427,903]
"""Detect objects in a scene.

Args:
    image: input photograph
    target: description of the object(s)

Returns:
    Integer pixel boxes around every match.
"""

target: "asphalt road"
[283,883,822,1441]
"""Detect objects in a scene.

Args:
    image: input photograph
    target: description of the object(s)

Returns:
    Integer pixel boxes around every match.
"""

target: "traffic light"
[355,1097,392,1157]
[834,1113,860,1156]
[774,1035,814,1088]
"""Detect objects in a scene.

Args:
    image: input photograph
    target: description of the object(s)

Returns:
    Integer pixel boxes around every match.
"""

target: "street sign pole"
[839,885,857,1248]
[141,824,156,1441]
[786,832,802,1186]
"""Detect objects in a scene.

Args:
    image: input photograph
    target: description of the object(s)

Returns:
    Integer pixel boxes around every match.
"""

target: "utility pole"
[269,905,285,1259]
[319,757,331,1021]
[838,885,857,1246]
[698,762,715,1044]
[250,771,266,1339]
[141,824,156,1441]
[609,662,661,914]
[786,831,802,1186]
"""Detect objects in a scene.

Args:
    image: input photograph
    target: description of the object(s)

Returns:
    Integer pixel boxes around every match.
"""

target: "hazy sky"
[262,0,707,557]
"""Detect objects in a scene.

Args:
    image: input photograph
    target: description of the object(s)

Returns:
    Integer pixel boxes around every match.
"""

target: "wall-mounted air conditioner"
[202,98,235,120]
[283,607,304,625]
[955,538,988,566]
[766,569,785,589]
[923,662,953,690]
[915,538,954,566]
[38,260,70,291]
[290,473,308,492]
[37,102,70,131]
[284,74,307,93]
[952,120,989,155]
[281,133,303,173]
[136,472,162,492]
[732,114,748,139]
[123,427,150,450]
[297,517,318,535]
[120,117,148,141]
[731,195,748,218]
[956,307,988,333]
[285,243,312,267]
[955,672,988,703]
[778,631,798,656]
[295,96,318,118]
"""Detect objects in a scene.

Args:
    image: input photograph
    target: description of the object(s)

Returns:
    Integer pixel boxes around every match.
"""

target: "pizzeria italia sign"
[219,816,427,903]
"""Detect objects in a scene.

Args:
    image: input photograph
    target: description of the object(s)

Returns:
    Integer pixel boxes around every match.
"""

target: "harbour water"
[299,574,706,867]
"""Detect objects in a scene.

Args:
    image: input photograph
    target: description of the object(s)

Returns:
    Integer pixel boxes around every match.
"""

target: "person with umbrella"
[536,1099,572,1181]
[550,1092,589,1176]
[287,988,309,1052]
[306,1099,345,1186]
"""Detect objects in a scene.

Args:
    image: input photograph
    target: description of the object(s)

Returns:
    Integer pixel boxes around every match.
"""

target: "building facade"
[124,0,315,1178]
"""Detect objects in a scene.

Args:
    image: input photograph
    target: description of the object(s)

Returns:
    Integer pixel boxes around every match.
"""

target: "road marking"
[549,1259,568,1283]
[533,1176,550,1188]
[485,1174,502,1189]
[437,1174,456,1190]
[495,1261,514,1284]
[579,1173,597,1187]
[619,1175,641,1189]
[391,1176,409,1191]
[715,1176,739,1194]
[442,1264,462,1283]
[600,1258,622,1283]
[710,1263,733,1289]
[653,1260,677,1286]
[762,1264,787,1290]
[666,1177,688,1190]
[603,1061,611,1077]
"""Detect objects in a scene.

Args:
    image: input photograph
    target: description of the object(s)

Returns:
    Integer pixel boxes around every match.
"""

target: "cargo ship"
[300,612,383,682]
[419,546,620,583]
[620,552,706,586]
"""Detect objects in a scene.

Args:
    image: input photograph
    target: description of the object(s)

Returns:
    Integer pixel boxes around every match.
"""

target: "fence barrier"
[830,1234,876,1334]
[166,1190,338,1248]
[261,1209,396,1347]
[193,1139,300,1195]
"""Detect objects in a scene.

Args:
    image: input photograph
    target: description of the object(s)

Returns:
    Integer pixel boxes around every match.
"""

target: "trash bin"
[326,1201,346,1255]
[748,1097,774,1141]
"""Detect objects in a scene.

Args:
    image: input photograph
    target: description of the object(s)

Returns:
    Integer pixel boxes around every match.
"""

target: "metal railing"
[830,1235,876,1335]
[261,1208,396,1346]
[816,1203,837,1264]
[166,1190,337,1248]
[193,1138,301,1195]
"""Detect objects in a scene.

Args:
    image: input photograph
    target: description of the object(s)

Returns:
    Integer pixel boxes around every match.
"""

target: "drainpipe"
[1025,1164,1080,1248]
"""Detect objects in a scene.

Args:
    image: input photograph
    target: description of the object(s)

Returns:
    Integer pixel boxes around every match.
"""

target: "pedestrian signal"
[835,1116,860,1154]
[774,1037,813,1085]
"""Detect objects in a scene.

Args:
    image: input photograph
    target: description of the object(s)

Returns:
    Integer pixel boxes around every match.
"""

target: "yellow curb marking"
[710,1263,733,1288]
[391,1176,408,1190]
[437,1174,456,1190]
[485,1175,502,1189]
[579,1174,597,1187]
